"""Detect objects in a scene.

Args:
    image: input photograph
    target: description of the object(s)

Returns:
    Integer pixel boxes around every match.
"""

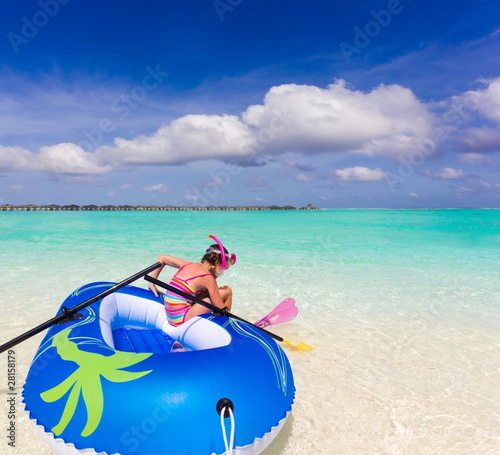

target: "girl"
[148,236,236,327]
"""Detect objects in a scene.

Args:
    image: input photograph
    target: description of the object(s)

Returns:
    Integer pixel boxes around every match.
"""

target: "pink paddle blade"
[255,298,299,328]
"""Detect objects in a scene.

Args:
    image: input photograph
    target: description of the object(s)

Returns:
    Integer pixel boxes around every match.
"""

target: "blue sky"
[1,0,500,208]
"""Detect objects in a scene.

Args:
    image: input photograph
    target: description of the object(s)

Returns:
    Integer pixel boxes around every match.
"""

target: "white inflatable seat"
[99,291,232,352]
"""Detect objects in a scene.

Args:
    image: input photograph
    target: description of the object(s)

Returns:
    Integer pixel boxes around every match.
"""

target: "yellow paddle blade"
[283,339,314,351]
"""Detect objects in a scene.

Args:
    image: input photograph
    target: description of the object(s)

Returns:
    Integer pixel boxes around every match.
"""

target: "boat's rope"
[220,405,235,455]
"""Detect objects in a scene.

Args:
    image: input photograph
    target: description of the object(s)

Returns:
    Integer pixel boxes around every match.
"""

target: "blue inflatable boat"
[22,282,295,455]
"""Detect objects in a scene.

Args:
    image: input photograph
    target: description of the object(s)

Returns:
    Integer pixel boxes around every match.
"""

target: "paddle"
[0,262,162,354]
[145,275,313,351]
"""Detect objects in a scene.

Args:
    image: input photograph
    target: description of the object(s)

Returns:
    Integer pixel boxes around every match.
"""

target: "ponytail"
[201,244,228,266]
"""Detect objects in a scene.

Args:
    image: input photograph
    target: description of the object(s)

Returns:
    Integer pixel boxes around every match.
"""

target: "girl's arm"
[201,275,226,310]
[148,255,190,296]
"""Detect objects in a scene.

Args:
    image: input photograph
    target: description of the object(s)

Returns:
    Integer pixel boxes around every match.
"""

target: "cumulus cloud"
[242,80,436,159]
[332,166,386,182]
[1,79,444,175]
[451,78,500,151]
[38,144,113,174]
[452,78,500,123]
[424,167,464,180]
[100,80,437,167]
[0,143,111,174]
[108,80,403,168]
[0,146,34,171]
[100,114,256,167]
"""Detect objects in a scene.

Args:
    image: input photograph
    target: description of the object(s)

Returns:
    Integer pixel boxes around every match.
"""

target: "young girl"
[148,236,236,327]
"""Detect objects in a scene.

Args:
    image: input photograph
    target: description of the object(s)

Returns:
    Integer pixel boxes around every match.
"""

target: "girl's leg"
[185,286,233,320]
[218,285,232,311]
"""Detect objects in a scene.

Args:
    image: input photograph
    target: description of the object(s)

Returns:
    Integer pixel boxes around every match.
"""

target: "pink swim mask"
[208,235,236,270]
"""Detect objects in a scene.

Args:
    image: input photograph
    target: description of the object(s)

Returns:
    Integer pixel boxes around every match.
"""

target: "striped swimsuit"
[163,265,211,327]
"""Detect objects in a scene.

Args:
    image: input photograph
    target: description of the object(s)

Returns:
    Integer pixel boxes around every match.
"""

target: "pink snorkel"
[208,235,236,270]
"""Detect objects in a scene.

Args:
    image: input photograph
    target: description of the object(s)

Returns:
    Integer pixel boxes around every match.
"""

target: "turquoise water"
[1,209,499,454]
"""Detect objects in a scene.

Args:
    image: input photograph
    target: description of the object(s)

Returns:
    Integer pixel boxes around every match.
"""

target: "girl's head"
[201,244,229,278]
[201,244,228,268]
[201,235,236,277]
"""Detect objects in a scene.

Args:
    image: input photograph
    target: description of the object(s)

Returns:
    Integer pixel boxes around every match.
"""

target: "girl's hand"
[148,283,164,297]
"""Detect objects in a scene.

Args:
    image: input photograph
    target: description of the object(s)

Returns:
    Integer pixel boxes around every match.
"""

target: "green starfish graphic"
[40,329,152,437]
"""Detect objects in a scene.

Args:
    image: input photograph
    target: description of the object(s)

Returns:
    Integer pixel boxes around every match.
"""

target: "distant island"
[0,204,318,211]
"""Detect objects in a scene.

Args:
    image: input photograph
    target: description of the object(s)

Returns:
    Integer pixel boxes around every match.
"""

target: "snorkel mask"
[208,234,237,270]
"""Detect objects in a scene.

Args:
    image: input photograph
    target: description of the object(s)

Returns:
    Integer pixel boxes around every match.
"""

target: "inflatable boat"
[22,282,295,455]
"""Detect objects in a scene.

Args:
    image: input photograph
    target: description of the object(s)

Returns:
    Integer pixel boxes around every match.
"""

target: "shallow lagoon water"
[0,209,499,454]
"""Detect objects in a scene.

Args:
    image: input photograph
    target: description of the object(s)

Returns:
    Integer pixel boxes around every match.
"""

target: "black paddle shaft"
[144,275,284,343]
[0,262,162,354]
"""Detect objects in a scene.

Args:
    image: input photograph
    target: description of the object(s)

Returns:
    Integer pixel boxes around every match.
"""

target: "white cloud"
[99,114,256,167]
[38,144,112,174]
[440,168,464,179]
[424,167,464,180]
[4,79,490,176]
[451,78,500,151]
[0,143,111,174]
[0,146,34,171]
[295,173,315,182]
[243,80,436,159]
[142,183,169,193]
[409,192,419,198]
[332,166,386,182]
[183,188,200,201]
[452,78,500,123]
[98,79,436,169]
